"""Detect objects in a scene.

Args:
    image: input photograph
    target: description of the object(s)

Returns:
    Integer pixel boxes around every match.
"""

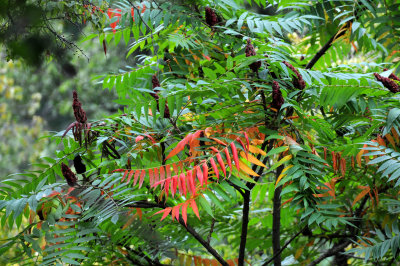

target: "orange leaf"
[160,207,172,221]
[248,145,266,156]
[165,133,192,160]
[236,138,248,157]
[121,170,128,182]
[182,202,188,225]
[238,159,259,176]
[154,167,159,183]
[196,166,203,186]
[323,147,327,161]
[138,170,145,188]
[244,132,250,150]
[171,175,178,197]
[385,134,396,149]
[240,151,266,168]
[164,178,170,198]
[224,147,233,176]
[230,142,240,172]
[136,208,142,220]
[332,151,337,172]
[190,199,200,219]
[148,169,154,185]
[210,137,227,146]
[352,187,371,207]
[159,166,165,185]
[215,152,226,177]
[187,170,196,195]
[180,173,187,196]
[133,170,140,186]
[202,162,209,186]
[172,205,180,221]
[377,135,386,147]
[340,158,346,177]
[210,158,219,180]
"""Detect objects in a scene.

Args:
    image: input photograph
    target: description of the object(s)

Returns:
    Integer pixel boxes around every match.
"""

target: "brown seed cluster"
[271,81,284,111]
[151,75,170,118]
[205,7,218,27]
[72,90,87,124]
[73,155,86,174]
[61,162,77,187]
[245,39,261,73]
[374,73,399,93]
[283,61,306,90]
[383,68,400,81]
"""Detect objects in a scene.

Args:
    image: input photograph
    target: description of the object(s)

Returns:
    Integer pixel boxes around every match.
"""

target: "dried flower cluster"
[271,81,284,111]
[72,90,87,124]
[151,75,170,118]
[73,154,86,174]
[205,7,218,27]
[374,73,399,93]
[283,61,306,90]
[61,163,77,187]
[383,68,400,81]
[245,39,261,73]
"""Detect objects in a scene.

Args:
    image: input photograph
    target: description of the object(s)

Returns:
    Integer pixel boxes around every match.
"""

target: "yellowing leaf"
[238,159,259,176]
[248,145,266,156]
[240,151,267,168]
[352,187,370,207]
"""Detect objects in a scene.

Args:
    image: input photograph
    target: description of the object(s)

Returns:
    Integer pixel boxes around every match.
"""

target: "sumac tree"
[1,0,400,265]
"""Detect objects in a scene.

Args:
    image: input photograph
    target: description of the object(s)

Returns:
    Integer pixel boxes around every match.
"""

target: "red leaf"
[224,147,233,176]
[152,178,165,189]
[148,168,154,185]
[210,158,219,180]
[139,170,145,188]
[210,146,220,153]
[159,166,165,183]
[236,138,248,159]
[133,170,140,186]
[161,207,172,221]
[172,205,180,221]
[172,175,178,197]
[135,135,144,142]
[182,202,188,225]
[165,133,192,160]
[172,163,179,175]
[210,137,227,146]
[164,178,170,198]
[244,132,250,150]
[166,165,171,180]
[216,153,226,177]
[230,142,240,172]
[187,170,196,195]
[180,173,187,196]
[202,162,208,186]
[154,167,159,183]
[125,170,134,184]
[190,199,200,219]
[196,166,203,186]
[112,169,125,173]
[121,170,128,182]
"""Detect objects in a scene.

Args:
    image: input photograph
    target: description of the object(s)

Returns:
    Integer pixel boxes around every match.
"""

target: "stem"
[262,227,305,265]
[272,163,284,266]
[305,22,350,70]
[238,190,251,266]
[178,217,229,266]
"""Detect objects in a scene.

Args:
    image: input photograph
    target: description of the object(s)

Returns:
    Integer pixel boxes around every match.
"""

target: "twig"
[177,217,229,266]
[207,218,216,244]
[262,227,305,265]
[272,162,284,266]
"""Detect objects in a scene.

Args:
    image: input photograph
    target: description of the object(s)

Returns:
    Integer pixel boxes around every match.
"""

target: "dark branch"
[177,217,229,266]
[262,227,306,265]
[238,190,251,265]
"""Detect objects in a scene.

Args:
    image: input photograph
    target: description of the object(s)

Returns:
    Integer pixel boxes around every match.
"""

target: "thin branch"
[177,217,229,266]
[305,22,351,70]
[207,218,216,244]
[262,227,305,265]
[272,162,284,266]
[308,240,351,266]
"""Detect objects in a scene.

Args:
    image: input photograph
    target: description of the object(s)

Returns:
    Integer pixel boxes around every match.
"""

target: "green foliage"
[1,0,400,265]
